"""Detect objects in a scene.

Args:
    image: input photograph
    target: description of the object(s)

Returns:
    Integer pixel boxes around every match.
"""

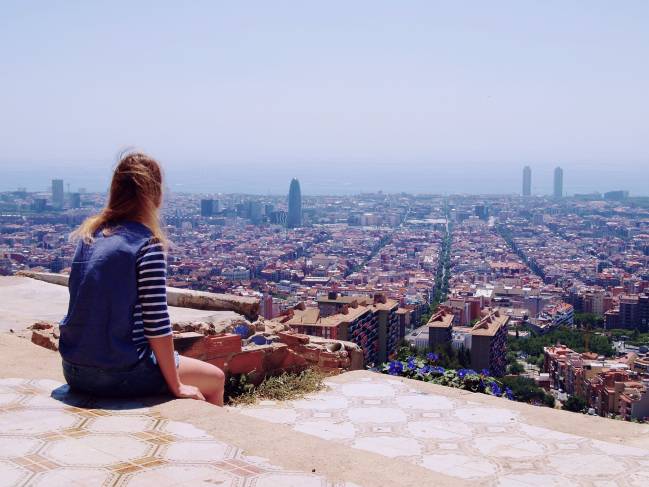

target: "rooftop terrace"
[2,276,649,486]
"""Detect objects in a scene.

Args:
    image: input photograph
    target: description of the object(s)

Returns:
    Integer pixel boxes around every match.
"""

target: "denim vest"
[60,221,152,369]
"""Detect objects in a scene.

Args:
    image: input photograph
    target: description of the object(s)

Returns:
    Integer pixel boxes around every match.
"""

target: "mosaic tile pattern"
[0,378,354,487]
[236,376,649,486]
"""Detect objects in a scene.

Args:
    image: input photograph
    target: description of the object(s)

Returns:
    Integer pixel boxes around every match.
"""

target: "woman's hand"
[172,383,206,401]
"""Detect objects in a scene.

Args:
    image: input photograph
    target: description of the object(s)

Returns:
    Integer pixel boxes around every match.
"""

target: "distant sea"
[1,160,647,197]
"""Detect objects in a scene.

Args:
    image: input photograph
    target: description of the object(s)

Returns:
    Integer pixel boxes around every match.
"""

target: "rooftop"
[2,276,649,486]
[470,310,509,337]
[427,309,454,329]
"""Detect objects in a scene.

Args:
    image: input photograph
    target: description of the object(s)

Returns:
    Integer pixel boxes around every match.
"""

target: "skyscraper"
[522,166,532,197]
[287,178,302,228]
[249,200,262,224]
[69,192,81,209]
[553,167,563,198]
[201,199,215,217]
[51,179,64,209]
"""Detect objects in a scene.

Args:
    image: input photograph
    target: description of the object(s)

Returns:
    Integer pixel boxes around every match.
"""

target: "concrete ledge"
[167,286,259,321]
[16,270,69,287]
[16,271,260,320]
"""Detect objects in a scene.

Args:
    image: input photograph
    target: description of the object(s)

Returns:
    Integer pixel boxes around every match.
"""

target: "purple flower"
[233,324,250,338]
[430,366,445,375]
[426,352,439,362]
[490,383,503,397]
[407,358,417,370]
[505,387,514,400]
[457,369,478,379]
[388,361,403,375]
[480,368,491,376]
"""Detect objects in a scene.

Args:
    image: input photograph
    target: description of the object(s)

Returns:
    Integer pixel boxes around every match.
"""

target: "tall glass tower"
[51,179,64,209]
[287,178,302,228]
[522,166,532,197]
[553,167,563,198]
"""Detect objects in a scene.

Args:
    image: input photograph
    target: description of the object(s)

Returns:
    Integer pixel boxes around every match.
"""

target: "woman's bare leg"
[177,356,225,406]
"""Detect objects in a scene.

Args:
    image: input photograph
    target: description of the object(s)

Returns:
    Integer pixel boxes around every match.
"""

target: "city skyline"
[1,163,644,198]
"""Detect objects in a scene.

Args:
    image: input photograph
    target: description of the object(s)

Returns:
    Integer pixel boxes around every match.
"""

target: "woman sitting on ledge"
[59,152,225,406]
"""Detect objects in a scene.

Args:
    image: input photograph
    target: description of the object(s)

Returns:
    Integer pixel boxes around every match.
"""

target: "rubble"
[29,322,59,351]
[175,329,364,385]
[172,316,255,337]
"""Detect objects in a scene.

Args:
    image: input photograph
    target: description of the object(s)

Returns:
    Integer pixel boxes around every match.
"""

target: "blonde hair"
[71,151,167,248]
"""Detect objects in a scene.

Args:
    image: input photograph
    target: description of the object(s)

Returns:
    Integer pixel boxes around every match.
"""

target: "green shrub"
[562,395,587,413]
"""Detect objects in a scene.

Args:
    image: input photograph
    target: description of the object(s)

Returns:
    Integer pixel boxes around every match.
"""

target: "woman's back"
[60,221,152,369]
[61,151,224,405]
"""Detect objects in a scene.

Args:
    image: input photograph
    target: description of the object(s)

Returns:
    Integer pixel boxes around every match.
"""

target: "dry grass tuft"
[228,368,327,406]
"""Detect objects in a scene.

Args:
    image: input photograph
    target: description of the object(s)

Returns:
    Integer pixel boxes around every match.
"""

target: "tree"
[563,395,587,413]
[507,326,614,358]
[457,347,471,368]
[574,312,604,329]
[501,376,554,408]
[542,394,556,408]
[506,351,518,365]
[432,343,461,370]
[508,362,525,375]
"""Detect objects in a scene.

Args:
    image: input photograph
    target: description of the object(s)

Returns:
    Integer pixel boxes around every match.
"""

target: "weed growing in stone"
[227,368,327,406]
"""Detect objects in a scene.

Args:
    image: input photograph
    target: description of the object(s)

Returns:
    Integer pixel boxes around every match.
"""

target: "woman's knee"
[212,365,225,384]
[179,356,224,387]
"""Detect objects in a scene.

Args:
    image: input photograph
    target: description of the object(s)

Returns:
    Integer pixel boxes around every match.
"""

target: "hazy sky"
[1,1,648,195]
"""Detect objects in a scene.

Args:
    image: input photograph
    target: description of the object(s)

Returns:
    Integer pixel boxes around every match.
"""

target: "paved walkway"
[0,378,355,487]
[236,374,649,486]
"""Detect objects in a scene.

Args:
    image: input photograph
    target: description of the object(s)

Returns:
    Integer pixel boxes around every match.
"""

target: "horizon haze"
[1,1,648,195]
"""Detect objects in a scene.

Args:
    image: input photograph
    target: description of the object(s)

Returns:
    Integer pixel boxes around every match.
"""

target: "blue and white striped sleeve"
[136,239,172,339]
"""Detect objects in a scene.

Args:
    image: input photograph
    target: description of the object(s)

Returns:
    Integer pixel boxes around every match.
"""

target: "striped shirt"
[133,239,172,359]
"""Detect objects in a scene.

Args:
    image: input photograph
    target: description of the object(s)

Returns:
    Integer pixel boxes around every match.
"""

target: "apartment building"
[276,293,400,366]
[544,345,649,420]
[427,308,509,376]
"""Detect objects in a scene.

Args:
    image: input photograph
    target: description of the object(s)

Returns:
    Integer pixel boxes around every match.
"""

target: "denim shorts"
[62,351,180,398]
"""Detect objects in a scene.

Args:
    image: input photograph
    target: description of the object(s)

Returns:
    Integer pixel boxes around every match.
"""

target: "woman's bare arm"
[148,335,204,400]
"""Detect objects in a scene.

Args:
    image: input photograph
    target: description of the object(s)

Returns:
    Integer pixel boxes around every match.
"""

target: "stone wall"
[28,320,364,384]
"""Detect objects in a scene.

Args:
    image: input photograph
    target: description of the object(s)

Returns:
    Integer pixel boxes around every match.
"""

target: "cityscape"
[2,166,648,422]
[2,2,649,484]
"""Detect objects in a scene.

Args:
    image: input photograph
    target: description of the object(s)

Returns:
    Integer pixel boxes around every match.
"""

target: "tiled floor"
[236,375,649,486]
[0,378,354,487]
